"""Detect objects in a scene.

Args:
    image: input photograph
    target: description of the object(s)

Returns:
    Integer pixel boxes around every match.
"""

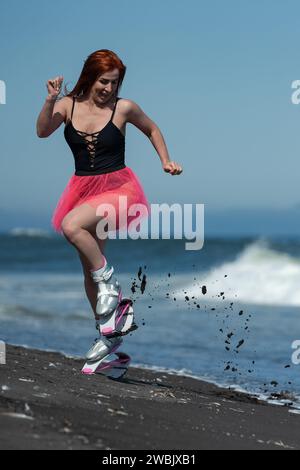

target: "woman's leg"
[79,233,108,320]
[61,202,108,271]
[61,202,111,319]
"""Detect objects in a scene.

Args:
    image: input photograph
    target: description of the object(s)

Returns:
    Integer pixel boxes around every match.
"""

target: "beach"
[0,344,299,450]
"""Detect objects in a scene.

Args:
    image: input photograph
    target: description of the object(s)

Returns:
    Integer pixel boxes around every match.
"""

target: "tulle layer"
[51,166,150,235]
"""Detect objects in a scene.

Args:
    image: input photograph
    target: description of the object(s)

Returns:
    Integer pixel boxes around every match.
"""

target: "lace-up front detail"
[64,95,126,175]
[74,129,101,169]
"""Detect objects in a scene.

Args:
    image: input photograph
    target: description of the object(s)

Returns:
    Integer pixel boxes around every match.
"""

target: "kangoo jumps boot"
[85,332,123,362]
[90,256,122,317]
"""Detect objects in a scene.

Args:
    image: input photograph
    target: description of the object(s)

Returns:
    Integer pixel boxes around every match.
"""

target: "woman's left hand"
[162,161,183,175]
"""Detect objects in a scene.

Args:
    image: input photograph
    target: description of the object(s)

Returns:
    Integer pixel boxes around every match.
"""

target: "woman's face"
[91,68,120,103]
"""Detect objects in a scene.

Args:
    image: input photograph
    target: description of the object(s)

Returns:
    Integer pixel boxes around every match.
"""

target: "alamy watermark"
[291,340,300,365]
[0,341,6,365]
[0,80,6,104]
[94,198,204,251]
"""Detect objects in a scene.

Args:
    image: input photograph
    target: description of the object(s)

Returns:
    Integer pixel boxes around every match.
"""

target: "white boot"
[85,334,123,362]
[90,256,122,316]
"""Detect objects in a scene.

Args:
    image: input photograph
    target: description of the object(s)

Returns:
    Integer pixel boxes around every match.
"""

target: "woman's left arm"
[124,100,183,176]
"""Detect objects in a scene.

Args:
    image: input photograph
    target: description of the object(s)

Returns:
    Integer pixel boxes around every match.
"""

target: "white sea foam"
[8,227,52,238]
[175,239,300,307]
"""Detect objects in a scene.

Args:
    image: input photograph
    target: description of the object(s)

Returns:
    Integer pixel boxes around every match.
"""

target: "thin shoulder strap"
[110,96,120,121]
[70,96,76,120]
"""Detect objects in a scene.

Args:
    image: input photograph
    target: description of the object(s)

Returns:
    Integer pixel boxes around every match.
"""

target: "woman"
[36,49,183,363]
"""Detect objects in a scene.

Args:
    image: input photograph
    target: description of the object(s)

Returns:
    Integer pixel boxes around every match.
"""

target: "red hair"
[62,49,126,98]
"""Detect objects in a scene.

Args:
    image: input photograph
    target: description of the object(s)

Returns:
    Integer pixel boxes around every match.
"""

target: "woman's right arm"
[36,76,67,138]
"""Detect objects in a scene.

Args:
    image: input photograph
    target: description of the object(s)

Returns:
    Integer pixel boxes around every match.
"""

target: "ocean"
[1,229,300,408]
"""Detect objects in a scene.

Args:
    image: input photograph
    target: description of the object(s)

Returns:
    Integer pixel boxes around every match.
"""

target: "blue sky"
[1,0,300,230]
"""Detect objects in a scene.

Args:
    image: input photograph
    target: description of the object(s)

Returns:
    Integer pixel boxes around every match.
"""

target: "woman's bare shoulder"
[60,95,74,108]
[118,98,143,120]
[55,95,74,123]
[118,97,138,111]
[118,98,156,135]
[55,95,73,107]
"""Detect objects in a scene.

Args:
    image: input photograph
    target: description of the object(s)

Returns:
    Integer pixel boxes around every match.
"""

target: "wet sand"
[0,344,299,450]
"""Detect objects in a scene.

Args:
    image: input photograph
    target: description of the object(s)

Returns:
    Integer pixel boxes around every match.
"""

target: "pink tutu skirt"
[51,166,150,235]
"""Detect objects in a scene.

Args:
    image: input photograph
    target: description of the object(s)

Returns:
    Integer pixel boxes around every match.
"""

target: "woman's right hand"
[46,76,64,100]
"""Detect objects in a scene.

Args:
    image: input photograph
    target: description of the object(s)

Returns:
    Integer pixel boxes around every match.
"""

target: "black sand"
[0,345,299,450]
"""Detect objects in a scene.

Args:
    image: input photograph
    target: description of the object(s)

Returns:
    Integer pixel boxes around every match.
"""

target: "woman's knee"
[61,217,82,242]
